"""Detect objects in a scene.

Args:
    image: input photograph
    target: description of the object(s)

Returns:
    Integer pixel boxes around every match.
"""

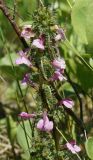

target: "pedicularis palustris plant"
[0,1,89,160]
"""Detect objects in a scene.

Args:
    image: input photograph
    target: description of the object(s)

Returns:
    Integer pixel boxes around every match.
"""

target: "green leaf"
[75,62,93,91]
[0,53,17,66]
[71,0,93,46]
[6,116,17,145]
[89,58,93,68]
[85,137,93,159]
[17,121,32,160]
[0,53,29,80]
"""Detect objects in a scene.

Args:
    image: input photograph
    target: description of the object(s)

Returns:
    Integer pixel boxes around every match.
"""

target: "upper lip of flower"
[52,58,66,70]
[32,38,45,50]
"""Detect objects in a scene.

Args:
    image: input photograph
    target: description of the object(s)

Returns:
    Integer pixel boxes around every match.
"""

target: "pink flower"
[50,70,67,81]
[21,25,35,40]
[52,58,66,70]
[59,98,74,109]
[19,112,36,119]
[32,35,45,50]
[66,140,81,154]
[55,28,65,41]
[37,111,53,132]
[15,50,32,67]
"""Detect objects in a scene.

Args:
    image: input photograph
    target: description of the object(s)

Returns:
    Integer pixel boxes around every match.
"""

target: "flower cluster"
[21,25,45,50]
[50,57,67,81]
[15,27,46,87]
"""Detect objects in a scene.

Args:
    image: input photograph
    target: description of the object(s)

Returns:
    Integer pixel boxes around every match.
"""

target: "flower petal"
[44,121,53,131]
[52,58,66,70]
[74,145,81,153]
[21,25,35,39]
[66,143,76,154]
[50,70,67,81]
[37,119,44,130]
[15,57,31,67]
[19,112,36,119]
[62,99,74,108]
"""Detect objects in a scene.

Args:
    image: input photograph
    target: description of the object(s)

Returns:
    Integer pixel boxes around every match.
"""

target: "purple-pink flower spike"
[15,50,32,67]
[37,111,53,132]
[60,98,74,109]
[21,25,35,40]
[66,140,81,154]
[19,112,36,119]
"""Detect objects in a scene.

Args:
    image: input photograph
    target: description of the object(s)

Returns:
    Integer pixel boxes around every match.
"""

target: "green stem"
[16,91,32,141]
[21,118,32,159]
[66,0,72,9]
[0,75,6,83]
[56,127,68,142]
[76,153,82,160]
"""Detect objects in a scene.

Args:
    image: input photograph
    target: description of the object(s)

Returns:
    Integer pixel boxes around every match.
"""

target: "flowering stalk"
[0,2,85,132]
